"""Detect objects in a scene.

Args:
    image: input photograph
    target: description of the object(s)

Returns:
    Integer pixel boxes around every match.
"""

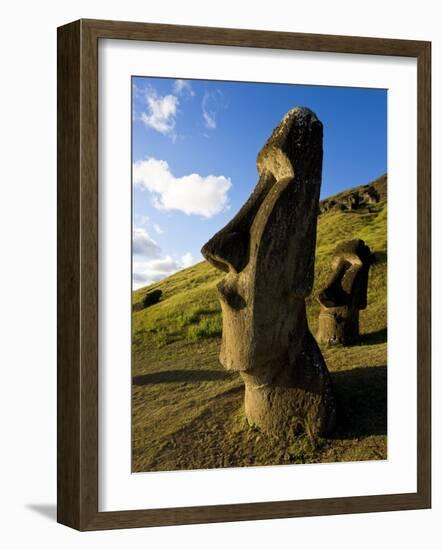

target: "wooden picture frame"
[57,18,431,531]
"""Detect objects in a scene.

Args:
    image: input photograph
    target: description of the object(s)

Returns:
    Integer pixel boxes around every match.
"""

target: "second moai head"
[316,239,373,346]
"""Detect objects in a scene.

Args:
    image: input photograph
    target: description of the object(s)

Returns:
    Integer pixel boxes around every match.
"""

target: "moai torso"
[316,239,373,346]
[201,107,335,438]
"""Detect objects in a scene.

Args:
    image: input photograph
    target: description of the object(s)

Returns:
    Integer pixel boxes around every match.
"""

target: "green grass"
[187,316,222,342]
[131,175,387,472]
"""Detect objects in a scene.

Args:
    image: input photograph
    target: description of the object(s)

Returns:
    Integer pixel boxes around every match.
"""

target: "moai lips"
[201,107,336,438]
[316,239,373,346]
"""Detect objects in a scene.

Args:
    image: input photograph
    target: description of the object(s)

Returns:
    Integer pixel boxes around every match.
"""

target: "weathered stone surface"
[316,239,373,346]
[201,107,335,438]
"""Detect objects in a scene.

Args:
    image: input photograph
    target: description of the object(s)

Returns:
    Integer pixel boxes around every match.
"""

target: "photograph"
[131,76,388,473]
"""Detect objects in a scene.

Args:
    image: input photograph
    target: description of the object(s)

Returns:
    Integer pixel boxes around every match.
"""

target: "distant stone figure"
[201,107,335,438]
[316,239,373,346]
[142,289,162,309]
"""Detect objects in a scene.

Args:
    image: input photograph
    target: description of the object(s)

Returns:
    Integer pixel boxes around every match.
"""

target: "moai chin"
[316,239,373,346]
[201,107,335,438]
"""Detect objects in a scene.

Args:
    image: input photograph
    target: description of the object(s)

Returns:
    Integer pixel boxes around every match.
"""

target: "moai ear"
[340,253,364,295]
[351,259,370,310]
[249,108,323,299]
[340,242,372,310]
[250,174,320,300]
[353,242,373,310]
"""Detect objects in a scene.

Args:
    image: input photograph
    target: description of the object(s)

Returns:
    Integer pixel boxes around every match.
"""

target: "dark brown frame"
[57,18,431,531]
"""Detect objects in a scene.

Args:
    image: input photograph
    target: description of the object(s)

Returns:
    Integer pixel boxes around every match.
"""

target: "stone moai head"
[316,239,373,346]
[202,107,323,376]
[202,107,335,437]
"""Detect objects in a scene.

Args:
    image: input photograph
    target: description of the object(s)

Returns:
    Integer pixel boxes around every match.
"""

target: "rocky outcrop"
[319,174,387,214]
[202,107,336,438]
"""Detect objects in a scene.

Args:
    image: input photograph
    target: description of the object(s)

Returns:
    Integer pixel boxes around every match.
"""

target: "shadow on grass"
[133,369,231,386]
[360,327,387,346]
[330,365,387,439]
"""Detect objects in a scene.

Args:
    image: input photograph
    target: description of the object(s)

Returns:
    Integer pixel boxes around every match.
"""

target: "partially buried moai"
[316,239,373,346]
[201,107,335,438]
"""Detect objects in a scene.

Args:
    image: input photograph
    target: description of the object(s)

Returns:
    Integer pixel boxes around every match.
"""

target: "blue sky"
[132,76,387,289]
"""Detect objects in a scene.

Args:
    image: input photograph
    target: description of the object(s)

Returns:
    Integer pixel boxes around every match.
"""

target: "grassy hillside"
[132,174,387,472]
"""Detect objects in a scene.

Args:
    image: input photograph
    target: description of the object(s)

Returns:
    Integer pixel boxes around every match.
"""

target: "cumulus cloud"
[132,227,161,258]
[133,157,231,218]
[173,79,195,97]
[140,89,179,138]
[133,251,196,290]
[141,256,180,277]
[133,214,164,236]
[132,226,197,289]
[181,252,194,268]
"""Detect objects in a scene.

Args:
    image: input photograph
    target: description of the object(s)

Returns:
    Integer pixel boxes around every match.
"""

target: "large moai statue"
[201,107,335,438]
[316,239,373,346]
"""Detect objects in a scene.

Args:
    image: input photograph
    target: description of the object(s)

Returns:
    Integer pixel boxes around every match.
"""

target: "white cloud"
[173,79,195,97]
[133,214,164,235]
[133,158,232,218]
[134,214,149,227]
[202,90,224,130]
[133,272,151,286]
[181,252,194,268]
[132,227,197,289]
[143,256,180,275]
[202,93,216,129]
[133,254,178,289]
[133,253,196,290]
[132,227,161,258]
[140,89,179,138]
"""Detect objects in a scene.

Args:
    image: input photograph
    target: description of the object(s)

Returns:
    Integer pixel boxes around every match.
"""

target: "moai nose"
[201,229,249,274]
[317,260,351,308]
[201,170,276,274]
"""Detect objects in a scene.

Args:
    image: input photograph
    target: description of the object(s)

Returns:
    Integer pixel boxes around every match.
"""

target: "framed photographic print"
[57,19,431,530]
